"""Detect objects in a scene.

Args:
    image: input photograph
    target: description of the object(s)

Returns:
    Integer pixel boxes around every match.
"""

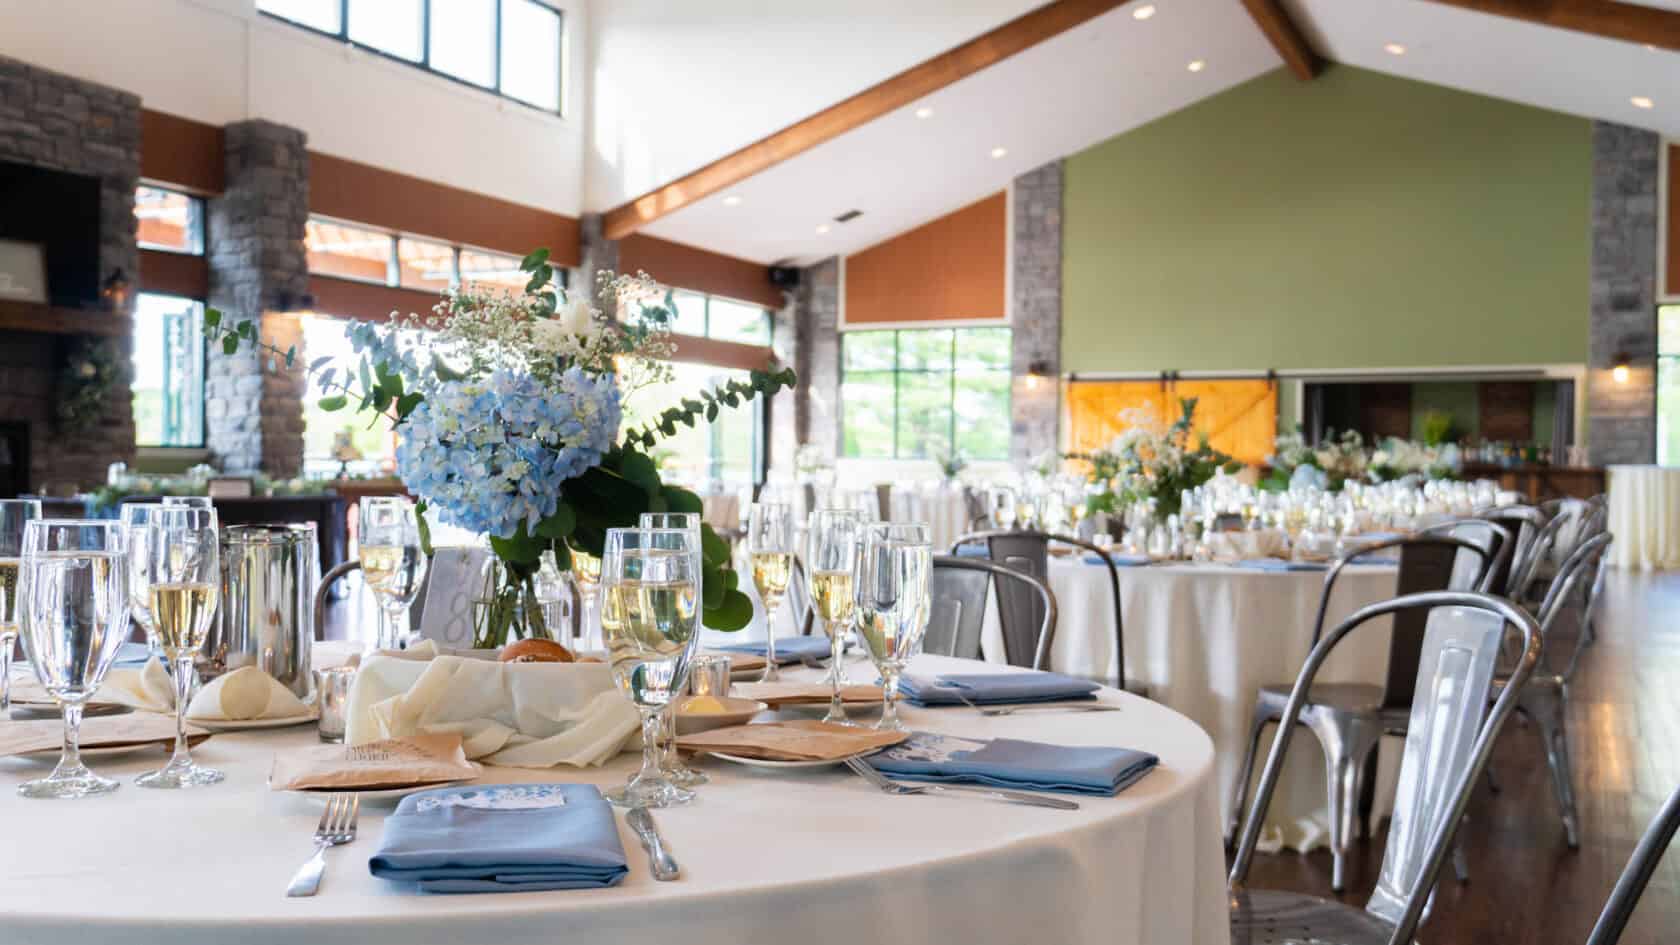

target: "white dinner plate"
[283,778,477,805]
[705,748,881,770]
[191,711,318,732]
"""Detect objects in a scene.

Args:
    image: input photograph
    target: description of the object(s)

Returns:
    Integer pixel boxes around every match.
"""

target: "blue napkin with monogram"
[869,731,1158,796]
[897,671,1099,707]
[1083,553,1151,567]
[368,783,628,893]
[1234,558,1329,572]
[718,635,834,664]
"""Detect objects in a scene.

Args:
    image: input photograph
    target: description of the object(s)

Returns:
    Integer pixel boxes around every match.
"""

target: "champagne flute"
[601,526,702,808]
[359,497,428,651]
[16,520,130,799]
[639,512,706,790]
[134,506,223,789]
[120,503,161,657]
[807,509,862,725]
[0,499,42,712]
[570,547,603,651]
[856,523,931,732]
[746,502,795,683]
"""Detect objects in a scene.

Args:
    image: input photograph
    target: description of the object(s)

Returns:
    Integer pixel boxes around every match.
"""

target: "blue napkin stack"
[1082,553,1151,567]
[717,635,835,664]
[369,783,629,893]
[869,731,1158,797]
[1233,558,1329,572]
[897,671,1099,707]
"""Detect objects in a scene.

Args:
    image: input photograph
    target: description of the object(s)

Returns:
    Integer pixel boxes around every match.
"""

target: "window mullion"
[493,0,504,94]
[340,0,350,40]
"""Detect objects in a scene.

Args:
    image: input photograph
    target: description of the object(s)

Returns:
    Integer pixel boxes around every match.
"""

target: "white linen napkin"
[1209,530,1287,561]
[343,653,639,768]
[99,661,311,721]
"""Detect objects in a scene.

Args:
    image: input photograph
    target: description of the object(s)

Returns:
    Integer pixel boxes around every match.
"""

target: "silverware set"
[951,691,1123,717]
[287,793,360,897]
[626,806,681,881]
[842,756,1079,810]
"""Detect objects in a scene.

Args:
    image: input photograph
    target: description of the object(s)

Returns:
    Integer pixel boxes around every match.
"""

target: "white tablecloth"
[700,491,742,532]
[1607,465,1680,570]
[2,655,1227,945]
[981,558,1399,852]
[888,484,971,551]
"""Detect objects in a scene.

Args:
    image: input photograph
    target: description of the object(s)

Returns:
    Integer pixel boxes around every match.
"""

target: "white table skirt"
[889,485,970,552]
[1607,465,1680,570]
[980,558,1400,853]
[2,655,1228,945]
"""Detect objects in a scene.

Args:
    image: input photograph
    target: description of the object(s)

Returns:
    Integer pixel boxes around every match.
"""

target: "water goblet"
[806,509,862,725]
[855,523,930,732]
[745,503,795,683]
[17,520,130,799]
[119,503,161,657]
[359,497,429,651]
[134,506,224,789]
[0,498,42,713]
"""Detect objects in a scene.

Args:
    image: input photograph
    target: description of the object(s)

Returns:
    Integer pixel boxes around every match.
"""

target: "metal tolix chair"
[923,554,1057,670]
[1583,781,1680,945]
[1229,591,1542,945]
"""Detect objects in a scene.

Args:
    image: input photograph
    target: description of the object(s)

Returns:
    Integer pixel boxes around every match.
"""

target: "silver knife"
[626,807,680,881]
[917,783,1081,810]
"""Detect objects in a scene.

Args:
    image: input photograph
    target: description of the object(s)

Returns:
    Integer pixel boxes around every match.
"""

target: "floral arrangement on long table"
[1266,429,1460,491]
[206,248,795,643]
[1067,397,1241,522]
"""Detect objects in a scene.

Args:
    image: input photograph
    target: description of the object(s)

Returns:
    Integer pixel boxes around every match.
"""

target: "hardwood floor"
[1243,570,1680,945]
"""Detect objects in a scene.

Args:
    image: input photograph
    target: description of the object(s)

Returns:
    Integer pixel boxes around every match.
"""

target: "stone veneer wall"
[793,257,841,456]
[1010,161,1063,465]
[205,120,310,476]
[1587,121,1660,465]
[0,55,139,491]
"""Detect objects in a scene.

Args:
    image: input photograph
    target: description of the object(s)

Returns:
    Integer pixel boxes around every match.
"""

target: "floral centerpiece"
[934,446,967,483]
[1367,436,1461,482]
[206,248,794,646]
[1067,397,1241,522]
[1263,428,1366,492]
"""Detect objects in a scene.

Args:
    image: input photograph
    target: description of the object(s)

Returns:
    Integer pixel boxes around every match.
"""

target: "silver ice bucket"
[205,523,319,698]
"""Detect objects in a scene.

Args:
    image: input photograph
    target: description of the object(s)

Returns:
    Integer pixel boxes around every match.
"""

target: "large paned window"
[258,0,564,113]
[131,294,206,448]
[300,314,401,478]
[1660,305,1680,465]
[668,290,772,345]
[305,217,535,292]
[135,186,204,254]
[841,328,1011,460]
[625,363,764,490]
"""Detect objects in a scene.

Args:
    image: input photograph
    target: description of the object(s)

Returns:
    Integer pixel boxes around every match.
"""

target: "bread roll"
[499,638,575,663]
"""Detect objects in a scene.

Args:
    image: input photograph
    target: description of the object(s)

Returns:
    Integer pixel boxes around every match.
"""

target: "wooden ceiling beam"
[1422,0,1680,52]
[600,0,1131,240]
[1239,0,1323,80]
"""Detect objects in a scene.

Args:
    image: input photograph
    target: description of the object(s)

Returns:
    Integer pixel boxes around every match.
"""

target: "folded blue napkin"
[369,783,629,893]
[114,642,152,667]
[868,731,1158,796]
[718,635,834,664]
[1234,558,1329,572]
[1082,553,1151,567]
[897,671,1099,707]
[953,543,989,558]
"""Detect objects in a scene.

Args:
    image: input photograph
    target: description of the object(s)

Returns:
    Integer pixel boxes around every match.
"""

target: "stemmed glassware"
[570,548,603,651]
[161,496,213,509]
[989,487,1017,529]
[639,512,706,790]
[16,520,130,799]
[0,499,42,712]
[855,523,930,732]
[120,503,161,658]
[132,506,223,789]
[745,502,795,683]
[600,526,702,808]
[358,497,429,651]
[806,509,862,725]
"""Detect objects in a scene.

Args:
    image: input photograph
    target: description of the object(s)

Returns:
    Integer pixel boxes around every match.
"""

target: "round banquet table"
[1607,464,1680,570]
[1,655,1229,945]
[980,557,1400,852]
[888,484,970,552]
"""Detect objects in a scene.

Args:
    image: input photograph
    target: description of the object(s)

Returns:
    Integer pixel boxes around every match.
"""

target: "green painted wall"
[1062,66,1591,375]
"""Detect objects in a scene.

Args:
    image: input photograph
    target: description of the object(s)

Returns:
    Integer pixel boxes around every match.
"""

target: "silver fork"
[842,756,1078,810]
[952,691,1122,717]
[287,794,360,898]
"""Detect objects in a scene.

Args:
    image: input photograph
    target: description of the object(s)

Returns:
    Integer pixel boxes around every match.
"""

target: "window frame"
[839,327,1012,461]
[132,291,208,450]
[305,216,561,292]
[1659,304,1679,466]
[257,0,565,115]
[134,185,206,256]
[668,289,774,346]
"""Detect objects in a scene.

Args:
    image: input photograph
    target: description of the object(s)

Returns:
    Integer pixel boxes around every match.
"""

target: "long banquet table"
[2,655,1229,945]
[980,557,1400,852]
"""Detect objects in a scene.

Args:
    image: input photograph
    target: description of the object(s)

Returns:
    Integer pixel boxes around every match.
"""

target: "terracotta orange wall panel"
[309,275,442,325]
[618,234,780,308]
[309,152,580,266]
[844,193,1006,325]
[140,109,223,194]
[138,249,209,299]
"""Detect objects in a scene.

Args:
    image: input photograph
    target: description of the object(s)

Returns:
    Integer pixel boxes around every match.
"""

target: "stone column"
[766,290,800,478]
[1011,160,1063,466]
[573,213,620,312]
[793,257,841,455]
[206,120,310,476]
[1587,121,1659,465]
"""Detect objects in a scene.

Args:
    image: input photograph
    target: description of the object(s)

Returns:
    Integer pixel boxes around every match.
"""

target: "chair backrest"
[1418,518,1512,594]
[961,487,988,531]
[1584,782,1680,945]
[1534,532,1614,681]
[925,554,1057,669]
[1476,504,1547,596]
[787,554,815,636]
[1366,537,1492,711]
[874,483,892,522]
[1230,591,1542,945]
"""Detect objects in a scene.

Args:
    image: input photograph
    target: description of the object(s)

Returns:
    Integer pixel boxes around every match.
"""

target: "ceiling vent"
[833,209,863,223]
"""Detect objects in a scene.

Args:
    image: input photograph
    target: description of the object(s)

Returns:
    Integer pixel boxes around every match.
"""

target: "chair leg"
[1307,713,1381,894]
[1228,711,1273,843]
[1452,832,1470,883]
[1528,683,1581,849]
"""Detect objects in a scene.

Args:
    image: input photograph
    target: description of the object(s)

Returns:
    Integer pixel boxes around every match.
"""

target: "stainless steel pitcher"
[206,524,319,697]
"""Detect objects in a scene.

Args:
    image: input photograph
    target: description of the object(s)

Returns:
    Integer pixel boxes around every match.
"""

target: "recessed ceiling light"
[1187,59,1205,72]
[915,106,934,119]
[1383,42,1406,56]
[1632,95,1655,109]
[722,195,742,206]
[815,224,831,235]
[1132,4,1155,20]
[990,147,1008,159]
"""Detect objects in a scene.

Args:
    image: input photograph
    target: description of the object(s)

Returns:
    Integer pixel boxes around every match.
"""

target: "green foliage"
[622,367,798,451]
[1420,409,1457,447]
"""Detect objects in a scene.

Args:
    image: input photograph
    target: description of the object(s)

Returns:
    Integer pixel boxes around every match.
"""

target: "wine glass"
[0,499,42,712]
[359,497,429,651]
[16,520,130,799]
[570,546,603,651]
[745,502,795,683]
[855,523,930,732]
[120,503,162,656]
[133,506,223,789]
[989,487,1017,529]
[807,509,862,725]
[600,526,702,808]
[161,496,213,509]
[639,512,706,790]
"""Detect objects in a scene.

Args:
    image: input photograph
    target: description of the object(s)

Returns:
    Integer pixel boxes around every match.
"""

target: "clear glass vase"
[471,553,564,649]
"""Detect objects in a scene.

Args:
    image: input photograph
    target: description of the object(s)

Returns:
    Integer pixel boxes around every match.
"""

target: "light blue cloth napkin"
[1234,558,1329,572]
[953,543,989,558]
[369,783,629,893]
[718,635,834,664]
[868,731,1158,797]
[897,671,1099,707]
[113,642,152,667]
[1082,553,1151,567]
